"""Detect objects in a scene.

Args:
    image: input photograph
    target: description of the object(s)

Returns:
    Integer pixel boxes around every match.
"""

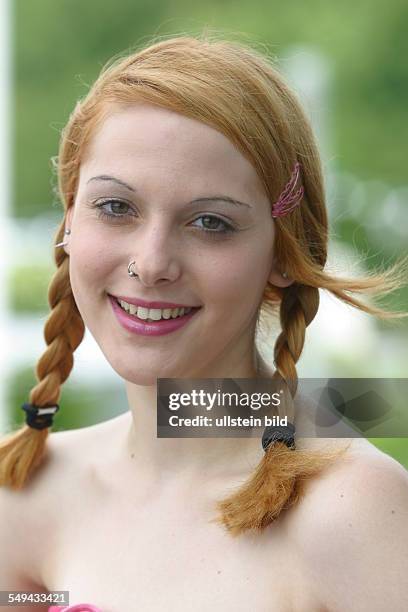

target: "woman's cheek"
[71,232,115,282]
[211,247,270,305]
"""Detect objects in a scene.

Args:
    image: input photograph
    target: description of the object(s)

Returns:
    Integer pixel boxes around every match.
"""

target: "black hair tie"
[21,403,59,430]
[262,422,296,451]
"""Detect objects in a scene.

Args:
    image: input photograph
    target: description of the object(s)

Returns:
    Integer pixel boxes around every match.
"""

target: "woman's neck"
[119,349,270,484]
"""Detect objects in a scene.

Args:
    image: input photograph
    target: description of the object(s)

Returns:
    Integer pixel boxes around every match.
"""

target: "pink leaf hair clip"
[271,162,304,218]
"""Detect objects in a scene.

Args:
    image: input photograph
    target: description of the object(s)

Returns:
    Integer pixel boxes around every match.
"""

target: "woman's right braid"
[0,240,85,489]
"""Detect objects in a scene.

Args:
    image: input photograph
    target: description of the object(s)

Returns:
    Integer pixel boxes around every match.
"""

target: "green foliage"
[9,264,53,313]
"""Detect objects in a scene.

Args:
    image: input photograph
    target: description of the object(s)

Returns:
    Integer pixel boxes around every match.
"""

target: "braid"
[274,284,320,390]
[0,236,85,489]
[213,284,347,536]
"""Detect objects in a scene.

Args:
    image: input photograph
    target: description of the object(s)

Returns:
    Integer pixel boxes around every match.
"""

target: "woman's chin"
[109,359,185,386]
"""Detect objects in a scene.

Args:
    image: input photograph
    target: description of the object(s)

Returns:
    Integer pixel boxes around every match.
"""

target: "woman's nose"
[127,222,182,287]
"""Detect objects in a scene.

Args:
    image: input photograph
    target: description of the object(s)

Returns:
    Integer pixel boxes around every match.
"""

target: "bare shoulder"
[293,437,408,526]
[290,439,408,611]
[0,478,47,600]
[0,426,79,597]
[0,415,125,591]
[38,412,129,497]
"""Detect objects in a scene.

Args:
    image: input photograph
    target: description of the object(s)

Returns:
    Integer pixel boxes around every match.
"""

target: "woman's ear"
[268,259,294,288]
[63,206,74,256]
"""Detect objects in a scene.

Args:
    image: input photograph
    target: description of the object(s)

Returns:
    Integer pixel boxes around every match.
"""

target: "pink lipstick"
[109,295,201,337]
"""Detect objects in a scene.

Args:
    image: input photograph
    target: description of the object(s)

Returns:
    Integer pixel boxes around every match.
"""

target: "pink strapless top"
[49,605,101,612]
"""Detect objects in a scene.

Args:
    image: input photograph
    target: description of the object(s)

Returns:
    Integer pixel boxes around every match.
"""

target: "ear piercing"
[282,272,288,279]
[54,229,71,247]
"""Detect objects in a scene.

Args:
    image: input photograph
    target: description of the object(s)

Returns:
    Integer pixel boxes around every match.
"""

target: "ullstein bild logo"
[157,378,408,439]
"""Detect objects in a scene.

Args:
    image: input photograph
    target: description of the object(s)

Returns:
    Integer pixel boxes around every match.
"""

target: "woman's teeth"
[117,299,192,321]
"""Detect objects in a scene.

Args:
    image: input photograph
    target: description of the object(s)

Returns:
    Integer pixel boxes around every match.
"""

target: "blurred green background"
[4,0,408,466]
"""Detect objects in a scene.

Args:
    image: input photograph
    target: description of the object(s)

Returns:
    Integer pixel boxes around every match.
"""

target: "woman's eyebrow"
[191,196,252,209]
[86,174,252,208]
[87,174,136,192]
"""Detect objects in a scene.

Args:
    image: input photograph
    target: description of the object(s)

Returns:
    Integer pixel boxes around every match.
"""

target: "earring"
[282,271,288,279]
[55,228,71,248]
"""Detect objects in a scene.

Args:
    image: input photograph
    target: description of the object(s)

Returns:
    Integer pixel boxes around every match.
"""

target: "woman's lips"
[109,295,201,337]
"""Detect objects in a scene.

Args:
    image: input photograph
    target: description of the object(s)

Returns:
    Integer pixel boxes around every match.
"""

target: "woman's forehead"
[79,104,268,202]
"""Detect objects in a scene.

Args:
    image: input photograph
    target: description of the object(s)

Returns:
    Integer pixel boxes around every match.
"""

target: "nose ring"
[128,261,138,278]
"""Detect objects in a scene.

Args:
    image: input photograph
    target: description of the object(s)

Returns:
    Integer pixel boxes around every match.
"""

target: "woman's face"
[66,103,290,384]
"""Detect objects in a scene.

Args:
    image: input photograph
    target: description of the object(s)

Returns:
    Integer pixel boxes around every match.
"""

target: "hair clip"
[271,162,304,218]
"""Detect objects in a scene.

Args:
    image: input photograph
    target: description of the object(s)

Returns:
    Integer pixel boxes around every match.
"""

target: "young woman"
[1,34,407,612]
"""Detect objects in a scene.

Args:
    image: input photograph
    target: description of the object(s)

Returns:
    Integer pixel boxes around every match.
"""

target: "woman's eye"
[95,199,133,219]
[191,215,235,235]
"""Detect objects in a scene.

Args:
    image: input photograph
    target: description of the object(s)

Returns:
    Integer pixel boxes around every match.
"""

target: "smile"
[116,299,193,322]
[109,296,201,337]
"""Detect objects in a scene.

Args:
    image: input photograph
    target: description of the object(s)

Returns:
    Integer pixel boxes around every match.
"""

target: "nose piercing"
[128,260,139,278]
